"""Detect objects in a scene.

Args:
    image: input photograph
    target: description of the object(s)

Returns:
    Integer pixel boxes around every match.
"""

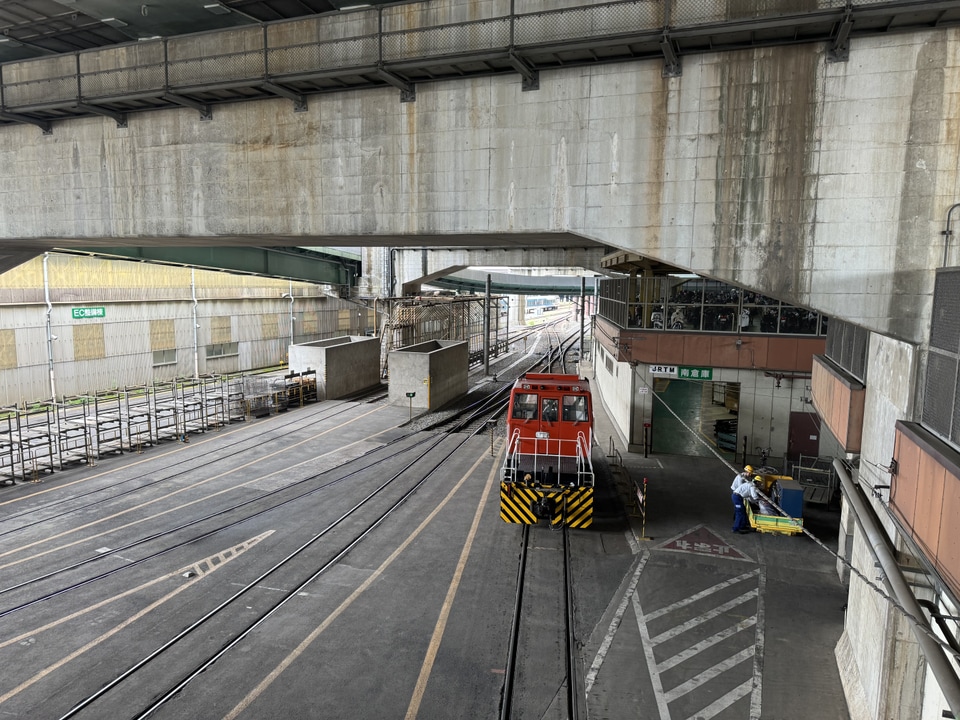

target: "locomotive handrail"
[502,427,523,482]
[503,428,594,488]
[576,430,595,487]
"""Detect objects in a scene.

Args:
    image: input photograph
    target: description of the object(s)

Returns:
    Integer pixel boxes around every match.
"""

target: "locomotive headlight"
[535,431,550,439]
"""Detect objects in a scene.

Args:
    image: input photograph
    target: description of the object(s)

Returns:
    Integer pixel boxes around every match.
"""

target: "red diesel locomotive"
[500,372,595,528]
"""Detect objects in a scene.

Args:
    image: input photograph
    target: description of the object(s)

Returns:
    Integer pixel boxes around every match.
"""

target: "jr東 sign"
[649,365,677,376]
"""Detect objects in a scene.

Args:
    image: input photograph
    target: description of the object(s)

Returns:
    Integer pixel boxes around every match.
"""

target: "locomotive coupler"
[531,496,556,521]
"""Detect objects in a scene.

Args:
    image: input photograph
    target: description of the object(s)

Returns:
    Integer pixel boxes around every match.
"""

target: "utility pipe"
[483,274,491,376]
[191,268,199,379]
[833,459,960,718]
[282,285,294,355]
[579,276,586,366]
[43,252,57,403]
[942,202,960,267]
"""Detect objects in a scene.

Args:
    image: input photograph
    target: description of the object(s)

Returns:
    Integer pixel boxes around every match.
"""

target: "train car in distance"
[524,295,560,315]
[500,372,595,528]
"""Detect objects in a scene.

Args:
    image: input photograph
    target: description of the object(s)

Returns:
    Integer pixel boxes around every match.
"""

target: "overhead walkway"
[427,269,598,296]
[0,1,955,132]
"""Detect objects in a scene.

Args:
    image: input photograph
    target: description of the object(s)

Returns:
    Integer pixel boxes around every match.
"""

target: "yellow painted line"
[222,445,499,720]
[0,406,387,570]
[0,530,274,706]
[404,452,502,720]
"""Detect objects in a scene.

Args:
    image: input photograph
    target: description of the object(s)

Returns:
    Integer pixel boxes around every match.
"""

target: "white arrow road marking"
[0,530,273,705]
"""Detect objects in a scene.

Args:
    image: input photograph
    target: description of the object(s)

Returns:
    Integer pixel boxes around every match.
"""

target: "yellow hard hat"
[753,475,763,483]
[744,465,753,473]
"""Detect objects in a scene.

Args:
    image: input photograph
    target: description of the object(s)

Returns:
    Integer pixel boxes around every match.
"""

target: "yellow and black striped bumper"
[499,483,593,528]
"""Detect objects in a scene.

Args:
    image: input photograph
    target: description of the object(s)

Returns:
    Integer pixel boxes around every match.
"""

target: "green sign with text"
[678,366,713,380]
[72,307,105,319]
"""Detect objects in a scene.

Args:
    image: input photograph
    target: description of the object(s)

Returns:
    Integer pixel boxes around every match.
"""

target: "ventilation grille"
[824,319,868,383]
[931,270,960,353]
[923,268,960,447]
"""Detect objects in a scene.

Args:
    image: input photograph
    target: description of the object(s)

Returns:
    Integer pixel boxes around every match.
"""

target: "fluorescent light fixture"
[340,3,371,9]
[204,3,232,14]
[101,17,129,27]
[0,38,23,47]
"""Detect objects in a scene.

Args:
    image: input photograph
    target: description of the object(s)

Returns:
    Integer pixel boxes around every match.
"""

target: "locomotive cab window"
[542,398,559,422]
[513,393,538,419]
[562,395,588,422]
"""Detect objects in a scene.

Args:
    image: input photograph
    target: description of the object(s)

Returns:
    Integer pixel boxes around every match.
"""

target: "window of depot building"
[206,342,239,359]
[599,276,827,337]
[152,348,177,367]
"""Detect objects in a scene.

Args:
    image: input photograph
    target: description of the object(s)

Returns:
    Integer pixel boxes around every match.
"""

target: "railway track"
[0,324,594,719]
[53,429,486,720]
[501,523,582,719]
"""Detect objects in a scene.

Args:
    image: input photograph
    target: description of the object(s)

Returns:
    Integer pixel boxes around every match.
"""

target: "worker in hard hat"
[732,474,762,533]
[731,464,754,491]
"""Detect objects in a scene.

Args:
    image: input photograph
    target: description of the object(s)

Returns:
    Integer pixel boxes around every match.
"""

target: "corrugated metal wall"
[0,253,374,406]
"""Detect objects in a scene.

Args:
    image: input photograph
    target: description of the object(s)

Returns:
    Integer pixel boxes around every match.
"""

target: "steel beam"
[59,246,360,286]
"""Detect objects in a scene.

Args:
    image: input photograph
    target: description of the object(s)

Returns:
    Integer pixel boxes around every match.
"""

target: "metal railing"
[502,427,594,487]
[0,0,947,120]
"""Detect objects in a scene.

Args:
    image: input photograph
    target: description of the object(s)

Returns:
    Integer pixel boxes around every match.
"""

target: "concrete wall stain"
[889,36,947,342]
[713,45,819,304]
[642,73,668,257]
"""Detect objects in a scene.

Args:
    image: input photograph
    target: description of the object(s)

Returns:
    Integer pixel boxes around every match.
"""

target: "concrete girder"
[387,246,609,298]
[1,33,957,341]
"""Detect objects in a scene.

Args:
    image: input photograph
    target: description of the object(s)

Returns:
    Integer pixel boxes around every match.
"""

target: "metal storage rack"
[284,370,317,408]
[122,386,153,453]
[242,376,273,418]
[85,393,124,459]
[176,377,206,437]
[0,376,246,483]
[55,398,94,468]
[225,375,246,423]
[0,408,17,485]
[15,406,56,482]
[199,375,227,431]
[150,381,182,443]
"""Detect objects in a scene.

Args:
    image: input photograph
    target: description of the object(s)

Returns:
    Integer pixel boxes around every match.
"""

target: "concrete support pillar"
[359,246,391,298]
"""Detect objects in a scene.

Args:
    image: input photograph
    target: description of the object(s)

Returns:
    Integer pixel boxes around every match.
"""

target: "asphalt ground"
[585,384,851,720]
[0,382,850,720]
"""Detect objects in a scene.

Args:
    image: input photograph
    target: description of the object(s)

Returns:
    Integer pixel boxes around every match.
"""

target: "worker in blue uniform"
[733,474,762,533]
[731,464,753,491]
[731,465,753,533]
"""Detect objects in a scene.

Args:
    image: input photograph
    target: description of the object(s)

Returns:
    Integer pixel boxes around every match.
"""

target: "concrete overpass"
[0,0,956,339]
[3,5,960,717]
